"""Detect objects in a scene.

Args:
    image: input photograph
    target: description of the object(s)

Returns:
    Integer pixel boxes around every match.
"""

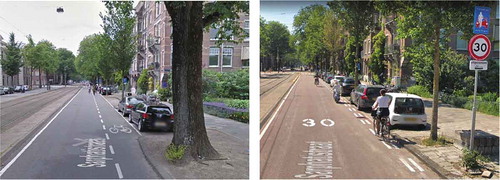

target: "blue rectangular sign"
[473,6,490,35]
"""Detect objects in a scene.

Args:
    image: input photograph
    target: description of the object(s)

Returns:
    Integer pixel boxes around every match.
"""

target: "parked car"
[3,86,14,94]
[330,75,345,87]
[325,74,334,84]
[118,96,145,117]
[386,93,427,129]
[350,84,385,110]
[14,85,23,92]
[22,85,29,91]
[340,77,357,96]
[128,102,174,132]
[0,87,5,95]
[101,86,112,95]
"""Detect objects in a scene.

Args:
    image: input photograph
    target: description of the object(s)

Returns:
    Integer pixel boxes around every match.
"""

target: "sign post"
[468,6,491,150]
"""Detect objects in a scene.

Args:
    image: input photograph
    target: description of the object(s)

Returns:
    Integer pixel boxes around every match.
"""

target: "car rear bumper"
[389,114,426,125]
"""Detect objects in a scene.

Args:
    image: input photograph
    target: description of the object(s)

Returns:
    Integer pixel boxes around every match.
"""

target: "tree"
[100,1,136,99]
[368,30,386,83]
[293,4,328,70]
[322,9,344,74]
[22,35,38,89]
[375,1,492,140]
[163,1,248,160]
[95,34,115,85]
[56,48,75,86]
[75,34,101,82]
[260,20,291,71]
[37,40,59,89]
[1,33,23,86]
[328,1,376,85]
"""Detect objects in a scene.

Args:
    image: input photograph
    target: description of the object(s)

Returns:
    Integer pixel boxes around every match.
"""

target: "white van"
[386,93,427,129]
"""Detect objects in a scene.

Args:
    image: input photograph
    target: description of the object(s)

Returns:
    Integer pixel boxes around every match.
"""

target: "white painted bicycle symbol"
[108,125,132,134]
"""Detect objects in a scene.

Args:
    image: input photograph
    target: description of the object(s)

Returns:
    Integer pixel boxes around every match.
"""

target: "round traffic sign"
[468,34,491,60]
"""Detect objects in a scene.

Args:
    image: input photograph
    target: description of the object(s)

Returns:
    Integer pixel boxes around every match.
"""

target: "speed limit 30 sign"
[468,34,491,60]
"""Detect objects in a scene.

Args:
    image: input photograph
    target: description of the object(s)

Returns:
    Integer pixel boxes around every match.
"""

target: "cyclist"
[372,89,391,135]
[333,81,341,101]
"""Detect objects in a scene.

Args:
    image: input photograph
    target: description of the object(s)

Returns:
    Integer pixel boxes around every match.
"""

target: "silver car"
[118,97,144,117]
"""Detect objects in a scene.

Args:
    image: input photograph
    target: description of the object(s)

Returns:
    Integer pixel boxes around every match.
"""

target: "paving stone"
[481,170,492,178]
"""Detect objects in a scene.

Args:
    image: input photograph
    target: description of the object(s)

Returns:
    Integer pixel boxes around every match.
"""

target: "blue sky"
[260,1,328,33]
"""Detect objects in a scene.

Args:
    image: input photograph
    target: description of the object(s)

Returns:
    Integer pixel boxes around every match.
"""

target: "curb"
[0,87,81,168]
[137,136,167,179]
[392,133,449,179]
[260,73,299,128]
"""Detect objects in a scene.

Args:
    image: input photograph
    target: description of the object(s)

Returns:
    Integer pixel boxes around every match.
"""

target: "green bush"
[462,148,489,170]
[165,144,187,161]
[137,69,149,95]
[224,99,249,109]
[202,69,249,100]
[477,101,499,116]
[481,92,498,102]
[441,94,468,108]
[407,85,432,98]
[157,88,171,101]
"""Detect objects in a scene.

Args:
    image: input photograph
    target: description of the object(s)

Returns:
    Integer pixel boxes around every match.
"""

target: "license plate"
[154,122,167,127]
[405,117,417,121]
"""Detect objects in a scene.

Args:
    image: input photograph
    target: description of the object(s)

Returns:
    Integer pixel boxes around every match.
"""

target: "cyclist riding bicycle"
[372,89,391,135]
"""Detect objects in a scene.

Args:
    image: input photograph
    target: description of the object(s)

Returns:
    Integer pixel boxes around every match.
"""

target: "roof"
[386,92,423,99]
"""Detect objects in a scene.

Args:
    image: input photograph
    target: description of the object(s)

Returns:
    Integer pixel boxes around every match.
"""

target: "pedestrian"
[93,85,96,95]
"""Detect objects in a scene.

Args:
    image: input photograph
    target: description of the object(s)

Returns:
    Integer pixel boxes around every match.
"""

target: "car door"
[355,86,364,105]
[119,98,125,111]
[132,103,144,123]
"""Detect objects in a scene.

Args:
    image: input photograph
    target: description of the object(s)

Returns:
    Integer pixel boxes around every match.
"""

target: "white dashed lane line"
[369,128,376,135]
[100,119,103,123]
[109,145,115,155]
[115,163,123,179]
[364,120,371,125]
[105,133,110,140]
[102,125,106,130]
[359,120,366,124]
[382,141,393,149]
[408,158,425,172]
[400,158,416,172]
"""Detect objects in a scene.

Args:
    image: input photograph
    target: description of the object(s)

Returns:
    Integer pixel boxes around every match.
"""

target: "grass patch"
[421,136,453,146]
[165,144,187,161]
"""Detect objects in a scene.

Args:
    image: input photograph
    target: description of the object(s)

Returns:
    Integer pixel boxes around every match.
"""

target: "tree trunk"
[354,45,360,86]
[30,69,33,89]
[39,68,42,88]
[121,70,126,99]
[165,1,219,160]
[430,23,441,141]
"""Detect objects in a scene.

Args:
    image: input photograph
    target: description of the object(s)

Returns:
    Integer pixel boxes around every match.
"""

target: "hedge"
[203,102,249,123]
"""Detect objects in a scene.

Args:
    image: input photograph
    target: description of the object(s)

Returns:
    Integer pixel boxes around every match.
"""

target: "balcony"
[147,37,161,52]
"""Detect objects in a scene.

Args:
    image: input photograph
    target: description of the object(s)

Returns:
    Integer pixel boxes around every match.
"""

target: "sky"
[0,1,109,55]
[260,1,327,33]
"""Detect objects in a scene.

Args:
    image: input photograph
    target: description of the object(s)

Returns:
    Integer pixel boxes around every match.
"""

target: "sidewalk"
[0,85,65,103]
[391,97,499,179]
[102,93,249,179]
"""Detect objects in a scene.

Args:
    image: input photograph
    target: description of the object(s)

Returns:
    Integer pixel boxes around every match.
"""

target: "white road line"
[344,104,348,107]
[102,125,106,130]
[348,108,353,112]
[359,120,366,124]
[260,75,300,139]
[0,88,82,176]
[353,113,359,117]
[404,139,411,143]
[400,158,416,172]
[98,111,100,114]
[100,119,103,123]
[408,158,425,172]
[105,133,110,140]
[382,141,393,149]
[369,128,376,135]
[99,115,102,118]
[356,113,364,117]
[115,163,123,179]
[364,120,371,124]
[100,94,142,136]
[109,145,115,154]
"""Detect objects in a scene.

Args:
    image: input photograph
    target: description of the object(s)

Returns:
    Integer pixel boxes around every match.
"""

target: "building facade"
[132,2,249,91]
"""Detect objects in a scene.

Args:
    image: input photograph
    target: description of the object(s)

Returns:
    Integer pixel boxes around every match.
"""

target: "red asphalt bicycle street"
[260,72,440,179]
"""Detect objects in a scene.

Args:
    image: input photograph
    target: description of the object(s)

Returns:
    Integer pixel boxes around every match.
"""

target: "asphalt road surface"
[260,72,440,179]
[0,88,159,179]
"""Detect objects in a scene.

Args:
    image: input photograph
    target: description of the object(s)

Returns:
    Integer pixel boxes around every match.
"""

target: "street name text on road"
[295,141,336,179]
[76,138,112,168]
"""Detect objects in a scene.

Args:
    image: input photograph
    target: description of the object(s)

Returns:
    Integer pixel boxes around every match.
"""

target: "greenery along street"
[260,1,498,143]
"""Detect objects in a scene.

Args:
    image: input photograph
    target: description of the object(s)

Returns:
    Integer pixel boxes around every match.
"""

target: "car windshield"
[129,98,143,104]
[367,88,383,98]
[148,107,171,114]
[344,78,354,83]
[394,97,425,115]
[336,77,345,82]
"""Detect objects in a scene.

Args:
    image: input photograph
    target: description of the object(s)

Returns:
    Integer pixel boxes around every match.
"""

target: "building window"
[242,59,249,68]
[456,32,467,50]
[209,28,219,40]
[209,48,219,67]
[222,47,233,67]
[244,20,249,41]
[155,2,161,17]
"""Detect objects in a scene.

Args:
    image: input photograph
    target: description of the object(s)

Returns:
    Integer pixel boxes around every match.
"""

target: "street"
[0,88,158,179]
[260,72,440,179]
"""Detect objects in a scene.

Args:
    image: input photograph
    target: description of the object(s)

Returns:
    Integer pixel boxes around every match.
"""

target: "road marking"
[359,120,366,124]
[369,128,376,135]
[102,125,106,130]
[0,88,82,176]
[364,120,371,125]
[109,145,115,154]
[302,119,316,127]
[98,111,100,114]
[400,158,416,172]
[72,138,89,147]
[100,94,142,136]
[356,113,364,118]
[320,119,335,127]
[105,133,110,140]
[100,119,103,123]
[391,143,400,149]
[77,138,111,167]
[260,75,300,139]
[348,108,353,112]
[353,113,359,117]
[115,163,123,179]
[344,104,348,107]
[99,115,102,118]
[408,158,425,172]
[295,141,334,179]
[382,141,393,149]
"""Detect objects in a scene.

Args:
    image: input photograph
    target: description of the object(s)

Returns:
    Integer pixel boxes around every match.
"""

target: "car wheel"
[418,124,426,130]
[138,119,146,132]
[350,96,354,104]
[121,110,127,117]
[118,107,121,112]
[128,114,133,123]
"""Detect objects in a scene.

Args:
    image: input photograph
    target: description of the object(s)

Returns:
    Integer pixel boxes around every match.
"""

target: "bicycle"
[379,116,391,141]
[108,125,132,134]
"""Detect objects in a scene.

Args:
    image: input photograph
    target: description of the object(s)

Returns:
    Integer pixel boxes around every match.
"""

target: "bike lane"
[0,89,158,179]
